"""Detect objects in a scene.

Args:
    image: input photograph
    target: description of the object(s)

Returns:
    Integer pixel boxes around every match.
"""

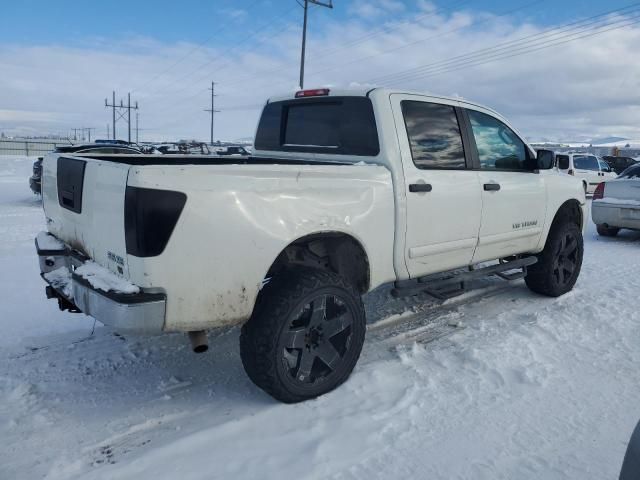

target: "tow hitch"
[45,285,81,313]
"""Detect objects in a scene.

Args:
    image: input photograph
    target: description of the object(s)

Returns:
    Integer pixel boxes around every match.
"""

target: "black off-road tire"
[596,224,620,237]
[525,220,583,297]
[240,268,366,403]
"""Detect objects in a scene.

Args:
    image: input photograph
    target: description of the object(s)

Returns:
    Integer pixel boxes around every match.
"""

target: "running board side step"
[391,256,538,299]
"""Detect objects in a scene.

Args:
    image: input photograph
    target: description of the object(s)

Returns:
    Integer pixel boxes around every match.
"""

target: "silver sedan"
[592,164,640,237]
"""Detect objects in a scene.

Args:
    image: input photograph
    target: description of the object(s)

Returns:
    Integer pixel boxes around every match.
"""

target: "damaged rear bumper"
[36,232,166,333]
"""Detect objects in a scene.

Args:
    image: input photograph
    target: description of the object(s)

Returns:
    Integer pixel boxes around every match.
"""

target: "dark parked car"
[620,419,640,479]
[216,145,250,156]
[29,143,142,194]
[155,142,211,155]
[603,155,639,175]
[29,157,44,195]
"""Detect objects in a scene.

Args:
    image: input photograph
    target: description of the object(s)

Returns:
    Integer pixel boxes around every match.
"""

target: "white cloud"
[348,0,406,19]
[1,6,640,143]
[224,8,248,20]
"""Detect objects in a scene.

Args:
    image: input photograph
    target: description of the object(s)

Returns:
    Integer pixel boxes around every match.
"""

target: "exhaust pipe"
[188,330,208,353]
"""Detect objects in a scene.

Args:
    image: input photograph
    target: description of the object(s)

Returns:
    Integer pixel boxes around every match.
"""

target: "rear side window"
[573,155,599,171]
[556,155,570,170]
[400,101,466,169]
[255,97,379,156]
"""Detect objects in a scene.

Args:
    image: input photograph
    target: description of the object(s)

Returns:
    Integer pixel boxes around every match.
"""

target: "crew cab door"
[461,107,547,263]
[390,94,482,278]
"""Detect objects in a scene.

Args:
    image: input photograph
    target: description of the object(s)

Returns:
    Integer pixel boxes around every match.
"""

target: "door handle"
[484,183,501,191]
[409,183,432,193]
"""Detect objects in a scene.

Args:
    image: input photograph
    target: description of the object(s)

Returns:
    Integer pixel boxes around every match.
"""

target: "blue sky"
[1,0,622,47]
[2,0,640,141]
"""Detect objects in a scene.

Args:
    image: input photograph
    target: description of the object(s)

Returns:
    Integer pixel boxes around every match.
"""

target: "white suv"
[556,152,617,194]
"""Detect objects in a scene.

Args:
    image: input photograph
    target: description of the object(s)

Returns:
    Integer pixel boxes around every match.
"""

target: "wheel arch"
[264,231,371,294]
[551,199,584,230]
[536,198,584,252]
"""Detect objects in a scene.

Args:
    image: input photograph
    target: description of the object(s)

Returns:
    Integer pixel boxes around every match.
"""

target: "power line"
[311,0,473,60]
[391,15,640,85]
[141,5,297,100]
[143,3,640,136]
[140,11,298,124]
[129,0,264,94]
[203,0,544,93]
[305,0,547,81]
[369,2,640,85]
[367,4,640,86]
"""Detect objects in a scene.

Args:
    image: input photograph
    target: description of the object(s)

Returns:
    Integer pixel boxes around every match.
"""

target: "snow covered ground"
[1,156,639,479]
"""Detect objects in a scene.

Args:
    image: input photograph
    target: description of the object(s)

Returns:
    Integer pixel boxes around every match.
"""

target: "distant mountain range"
[530,136,630,146]
[579,136,628,145]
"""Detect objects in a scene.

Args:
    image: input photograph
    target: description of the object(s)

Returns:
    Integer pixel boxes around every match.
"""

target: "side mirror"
[536,149,555,170]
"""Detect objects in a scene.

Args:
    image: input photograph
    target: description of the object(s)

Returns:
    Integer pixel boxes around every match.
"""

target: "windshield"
[573,155,599,171]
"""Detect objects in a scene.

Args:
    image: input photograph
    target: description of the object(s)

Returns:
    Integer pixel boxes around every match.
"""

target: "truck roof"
[267,87,504,120]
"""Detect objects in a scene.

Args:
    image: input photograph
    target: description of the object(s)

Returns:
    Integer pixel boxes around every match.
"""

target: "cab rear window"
[255,96,380,156]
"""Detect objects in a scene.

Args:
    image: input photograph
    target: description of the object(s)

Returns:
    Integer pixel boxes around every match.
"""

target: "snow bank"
[36,231,65,251]
[594,197,640,206]
[43,266,73,299]
[74,262,140,295]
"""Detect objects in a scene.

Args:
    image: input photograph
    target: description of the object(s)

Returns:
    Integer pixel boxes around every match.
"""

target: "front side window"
[573,155,599,171]
[598,160,611,172]
[401,101,466,169]
[467,110,534,171]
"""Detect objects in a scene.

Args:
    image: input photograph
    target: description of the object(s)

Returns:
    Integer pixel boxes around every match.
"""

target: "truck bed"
[41,153,397,331]
[74,154,354,166]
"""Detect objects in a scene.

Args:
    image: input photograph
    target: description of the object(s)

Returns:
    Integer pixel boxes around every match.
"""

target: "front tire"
[525,221,583,297]
[596,224,620,237]
[240,268,366,403]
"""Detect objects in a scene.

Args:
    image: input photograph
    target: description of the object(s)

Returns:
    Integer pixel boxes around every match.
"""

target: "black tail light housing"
[125,186,187,257]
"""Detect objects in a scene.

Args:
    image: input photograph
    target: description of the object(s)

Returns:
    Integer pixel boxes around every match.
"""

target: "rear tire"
[240,268,366,403]
[525,221,583,297]
[596,224,620,237]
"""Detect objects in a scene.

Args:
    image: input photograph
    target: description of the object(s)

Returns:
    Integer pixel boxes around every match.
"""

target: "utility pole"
[107,123,110,139]
[105,91,116,140]
[204,81,220,145]
[84,127,95,142]
[135,111,139,144]
[298,0,333,89]
[71,127,94,142]
[105,91,138,143]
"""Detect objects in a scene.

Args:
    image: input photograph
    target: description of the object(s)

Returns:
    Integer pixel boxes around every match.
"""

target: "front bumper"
[36,232,166,333]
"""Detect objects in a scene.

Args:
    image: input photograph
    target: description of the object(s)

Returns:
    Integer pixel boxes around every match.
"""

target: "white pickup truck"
[36,88,586,402]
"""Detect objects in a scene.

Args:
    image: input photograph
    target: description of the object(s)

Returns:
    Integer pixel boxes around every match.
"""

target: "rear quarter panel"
[126,164,396,331]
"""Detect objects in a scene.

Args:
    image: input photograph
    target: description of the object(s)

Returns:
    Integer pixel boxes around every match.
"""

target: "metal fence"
[0,139,72,157]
